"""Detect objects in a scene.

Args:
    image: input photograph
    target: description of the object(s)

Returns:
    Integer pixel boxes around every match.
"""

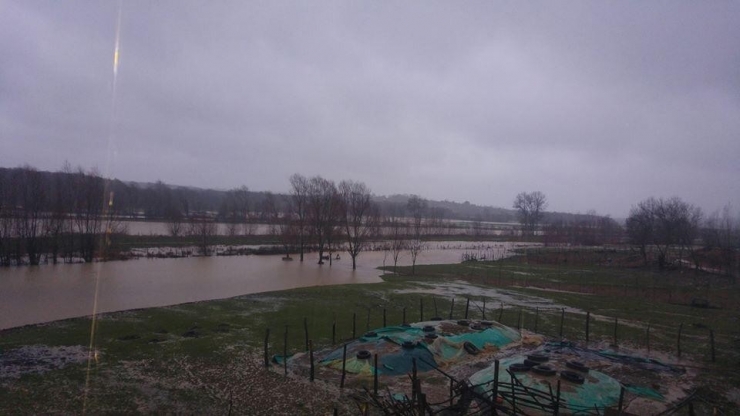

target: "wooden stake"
[449,298,455,319]
[646,323,650,353]
[617,386,625,415]
[373,354,379,395]
[283,325,288,376]
[420,297,424,321]
[482,298,486,320]
[309,339,314,382]
[559,308,565,339]
[677,323,683,359]
[492,359,499,415]
[518,308,522,331]
[304,317,309,351]
[465,298,470,319]
[332,321,336,345]
[340,343,347,388]
[263,328,270,368]
[613,317,618,346]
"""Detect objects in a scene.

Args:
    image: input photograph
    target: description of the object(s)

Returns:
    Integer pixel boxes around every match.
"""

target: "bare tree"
[339,180,379,270]
[307,176,339,265]
[627,196,701,270]
[513,191,548,238]
[71,167,105,263]
[289,174,310,261]
[43,169,69,264]
[221,186,250,236]
[407,195,427,275]
[388,216,406,274]
[166,208,186,237]
[703,204,739,278]
[260,192,281,236]
[13,167,46,265]
[188,211,217,256]
[0,172,13,266]
[278,205,299,259]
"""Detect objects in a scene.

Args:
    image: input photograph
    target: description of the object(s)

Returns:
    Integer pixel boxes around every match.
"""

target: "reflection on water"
[0,242,521,329]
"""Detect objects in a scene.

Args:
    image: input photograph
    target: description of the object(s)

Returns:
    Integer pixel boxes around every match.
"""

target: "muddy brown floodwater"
[0,242,524,330]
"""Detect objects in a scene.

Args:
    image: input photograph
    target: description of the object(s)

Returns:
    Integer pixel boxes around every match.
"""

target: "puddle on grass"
[0,345,89,379]
[393,280,581,312]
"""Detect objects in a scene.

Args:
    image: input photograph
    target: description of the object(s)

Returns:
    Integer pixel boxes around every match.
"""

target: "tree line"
[626,196,740,277]
[0,165,122,265]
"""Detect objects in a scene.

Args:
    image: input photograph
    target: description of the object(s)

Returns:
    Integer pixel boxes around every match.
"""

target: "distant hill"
[0,166,614,225]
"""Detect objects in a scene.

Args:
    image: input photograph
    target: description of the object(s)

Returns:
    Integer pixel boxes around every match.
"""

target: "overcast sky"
[2,1,738,217]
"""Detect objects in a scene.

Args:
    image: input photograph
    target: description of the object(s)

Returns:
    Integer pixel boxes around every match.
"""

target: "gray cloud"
[2,1,739,217]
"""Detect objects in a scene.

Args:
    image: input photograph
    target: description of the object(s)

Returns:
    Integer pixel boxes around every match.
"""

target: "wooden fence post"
[373,354,379,395]
[304,317,309,351]
[559,308,565,339]
[283,325,288,376]
[340,343,347,388]
[264,328,270,367]
[420,297,424,321]
[465,298,470,319]
[492,359,499,415]
[613,317,618,346]
[518,308,522,331]
[646,323,650,353]
[449,298,455,319]
[309,339,314,382]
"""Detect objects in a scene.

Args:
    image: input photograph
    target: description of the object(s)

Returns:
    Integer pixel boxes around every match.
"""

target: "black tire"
[480,321,493,326]
[457,320,470,326]
[523,359,539,368]
[527,353,549,363]
[402,341,417,349]
[470,324,483,331]
[356,350,371,360]
[423,325,436,332]
[560,370,585,384]
[425,333,438,340]
[463,341,480,355]
[531,365,556,376]
[566,361,589,373]
[509,363,530,372]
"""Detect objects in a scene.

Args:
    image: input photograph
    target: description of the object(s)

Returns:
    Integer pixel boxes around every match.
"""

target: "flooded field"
[0,242,523,330]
